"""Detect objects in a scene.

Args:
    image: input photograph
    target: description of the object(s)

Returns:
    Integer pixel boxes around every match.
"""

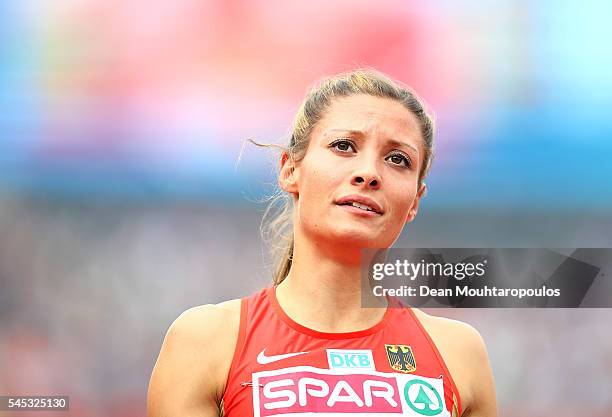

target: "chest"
[225,340,458,416]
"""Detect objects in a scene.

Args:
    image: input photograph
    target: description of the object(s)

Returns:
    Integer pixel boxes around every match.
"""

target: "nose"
[350,149,382,190]
[351,172,381,190]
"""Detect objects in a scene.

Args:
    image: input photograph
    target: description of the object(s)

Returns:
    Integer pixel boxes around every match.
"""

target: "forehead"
[316,94,422,141]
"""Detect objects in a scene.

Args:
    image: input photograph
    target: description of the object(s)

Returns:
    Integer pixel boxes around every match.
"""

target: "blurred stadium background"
[1,1,611,416]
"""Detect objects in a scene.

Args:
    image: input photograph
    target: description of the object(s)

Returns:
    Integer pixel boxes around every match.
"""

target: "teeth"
[350,202,373,211]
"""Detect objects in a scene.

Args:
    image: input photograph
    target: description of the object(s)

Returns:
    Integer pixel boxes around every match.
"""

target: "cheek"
[388,186,418,219]
[299,158,343,203]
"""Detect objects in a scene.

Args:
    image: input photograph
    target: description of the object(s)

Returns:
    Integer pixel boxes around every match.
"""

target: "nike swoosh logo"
[257,348,309,365]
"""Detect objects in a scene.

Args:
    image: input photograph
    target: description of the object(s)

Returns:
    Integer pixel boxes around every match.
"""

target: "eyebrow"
[325,129,419,154]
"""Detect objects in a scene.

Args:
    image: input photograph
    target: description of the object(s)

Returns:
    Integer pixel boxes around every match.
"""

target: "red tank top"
[221,286,462,417]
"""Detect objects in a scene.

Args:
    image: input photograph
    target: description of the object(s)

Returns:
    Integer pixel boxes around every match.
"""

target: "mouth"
[334,195,384,215]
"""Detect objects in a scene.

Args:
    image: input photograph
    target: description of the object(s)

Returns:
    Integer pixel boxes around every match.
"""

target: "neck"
[274,229,388,333]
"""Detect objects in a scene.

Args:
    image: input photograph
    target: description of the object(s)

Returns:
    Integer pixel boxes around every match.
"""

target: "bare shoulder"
[147,298,242,417]
[171,298,243,375]
[182,298,242,327]
[411,308,497,416]
[167,299,242,355]
[412,308,486,351]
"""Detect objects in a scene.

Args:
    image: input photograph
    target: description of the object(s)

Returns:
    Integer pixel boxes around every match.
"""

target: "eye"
[329,138,356,153]
[386,152,412,168]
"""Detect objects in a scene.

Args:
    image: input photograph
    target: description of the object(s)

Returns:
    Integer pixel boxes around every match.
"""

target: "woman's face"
[282,93,427,250]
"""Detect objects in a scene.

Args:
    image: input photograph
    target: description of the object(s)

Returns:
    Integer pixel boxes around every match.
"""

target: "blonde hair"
[255,68,435,286]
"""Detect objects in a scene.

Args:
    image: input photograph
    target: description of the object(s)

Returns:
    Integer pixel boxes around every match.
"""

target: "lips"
[334,194,384,215]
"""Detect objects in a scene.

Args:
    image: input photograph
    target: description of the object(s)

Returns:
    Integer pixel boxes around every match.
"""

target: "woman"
[147,69,497,417]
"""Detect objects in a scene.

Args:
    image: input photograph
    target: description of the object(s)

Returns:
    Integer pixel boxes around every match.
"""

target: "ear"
[406,182,427,223]
[279,151,299,194]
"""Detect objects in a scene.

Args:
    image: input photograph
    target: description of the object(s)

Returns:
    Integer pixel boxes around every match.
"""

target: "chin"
[328,226,389,249]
